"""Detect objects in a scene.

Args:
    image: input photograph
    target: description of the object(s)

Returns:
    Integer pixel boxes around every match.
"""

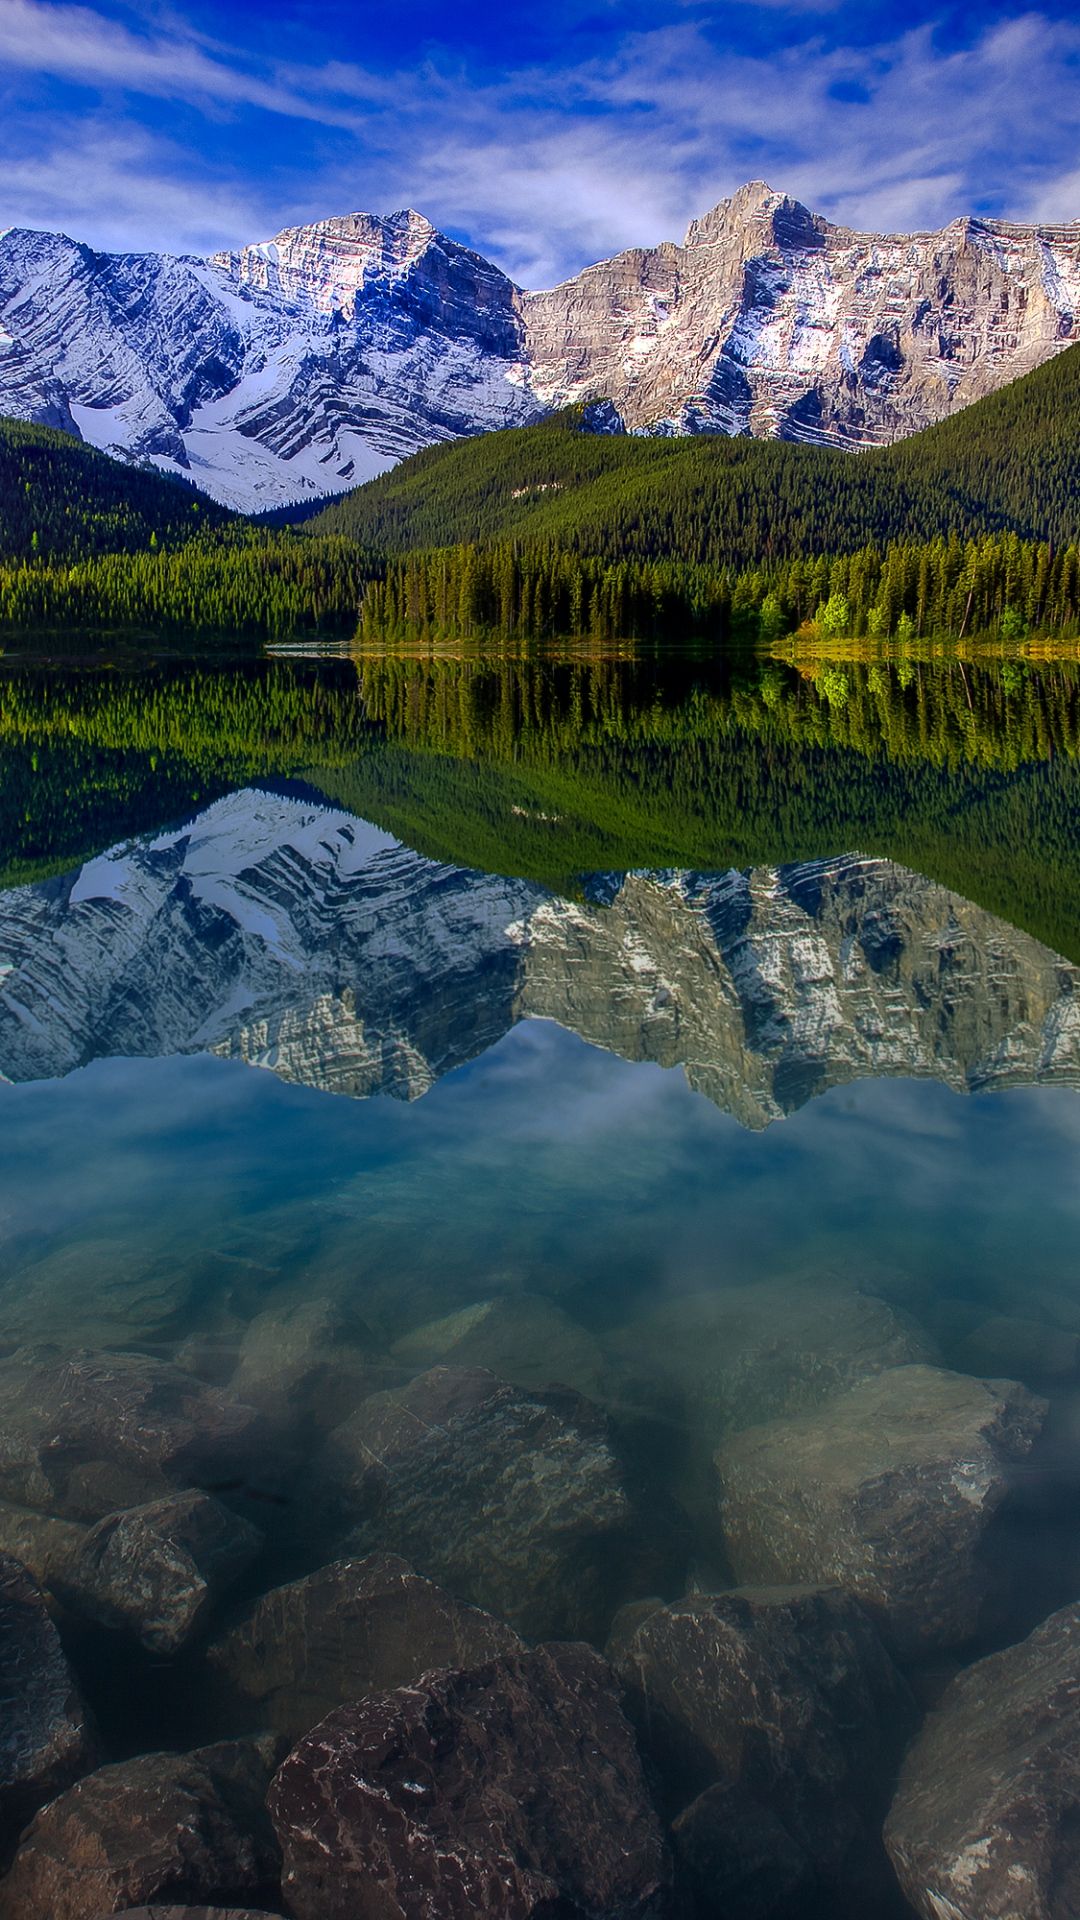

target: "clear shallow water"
[2,645,1080,1916]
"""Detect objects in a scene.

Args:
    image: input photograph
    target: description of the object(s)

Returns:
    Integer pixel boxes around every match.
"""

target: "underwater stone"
[268,1642,669,1920]
[57,1490,262,1654]
[715,1364,1046,1651]
[231,1297,393,1435]
[389,1292,606,1396]
[0,1735,284,1920]
[204,1551,522,1739]
[670,1781,816,1920]
[608,1585,912,1891]
[0,1500,86,1591]
[0,1555,99,1861]
[326,1364,686,1641]
[0,1348,267,1521]
[885,1601,1080,1920]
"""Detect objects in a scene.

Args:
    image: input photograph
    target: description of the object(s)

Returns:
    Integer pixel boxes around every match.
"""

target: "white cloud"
[2,3,1080,281]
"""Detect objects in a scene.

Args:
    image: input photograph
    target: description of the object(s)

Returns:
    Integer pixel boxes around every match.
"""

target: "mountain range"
[1,789,1077,1128]
[3,181,1080,512]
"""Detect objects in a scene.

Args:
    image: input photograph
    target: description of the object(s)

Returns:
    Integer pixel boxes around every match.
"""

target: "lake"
[1,639,1079,1918]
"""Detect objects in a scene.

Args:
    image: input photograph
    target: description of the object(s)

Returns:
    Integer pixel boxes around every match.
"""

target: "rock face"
[2,802,1079,1136]
[715,1365,1046,1651]
[204,1552,522,1739]
[326,1365,682,1641]
[0,1348,265,1521]
[0,1556,99,1858]
[0,1737,283,1920]
[268,1643,669,1920]
[3,182,1080,507]
[57,1492,261,1654]
[885,1602,1080,1920]
[608,1587,911,1895]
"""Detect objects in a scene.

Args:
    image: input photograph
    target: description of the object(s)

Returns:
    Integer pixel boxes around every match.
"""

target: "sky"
[2,0,1080,286]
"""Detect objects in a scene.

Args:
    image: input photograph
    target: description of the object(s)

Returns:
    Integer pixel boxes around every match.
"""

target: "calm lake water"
[2,640,1080,1916]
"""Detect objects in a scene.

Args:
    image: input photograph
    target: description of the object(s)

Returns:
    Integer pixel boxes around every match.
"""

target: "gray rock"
[0,1348,266,1521]
[715,1365,1046,1651]
[204,1551,522,1739]
[608,1586,911,1887]
[268,1642,669,1920]
[230,1298,392,1435]
[670,1782,815,1920]
[57,1491,262,1654]
[390,1293,606,1396]
[326,1365,685,1640]
[885,1601,1080,1920]
[0,1736,284,1920]
[0,1555,99,1859]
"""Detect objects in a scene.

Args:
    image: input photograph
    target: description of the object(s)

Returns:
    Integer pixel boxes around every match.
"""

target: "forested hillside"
[0,418,233,558]
[311,344,1080,567]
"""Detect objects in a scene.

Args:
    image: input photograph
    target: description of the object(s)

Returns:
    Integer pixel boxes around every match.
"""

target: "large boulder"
[608,1586,911,1897]
[715,1365,1045,1651]
[230,1298,392,1436]
[0,1348,267,1521]
[670,1782,816,1920]
[609,1280,934,1441]
[885,1601,1080,1920]
[268,1643,669,1920]
[389,1293,607,1397]
[57,1492,262,1654]
[0,1500,86,1590]
[204,1551,521,1739]
[0,1556,99,1859]
[326,1366,685,1640]
[0,1736,284,1920]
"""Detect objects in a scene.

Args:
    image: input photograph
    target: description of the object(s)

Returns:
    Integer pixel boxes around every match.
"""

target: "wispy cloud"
[2,3,1080,281]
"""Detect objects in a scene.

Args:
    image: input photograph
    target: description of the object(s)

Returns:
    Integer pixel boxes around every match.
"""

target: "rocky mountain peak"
[4,181,1080,507]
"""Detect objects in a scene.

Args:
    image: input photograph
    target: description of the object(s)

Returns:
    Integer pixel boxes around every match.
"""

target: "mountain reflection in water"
[1,646,1080,1920]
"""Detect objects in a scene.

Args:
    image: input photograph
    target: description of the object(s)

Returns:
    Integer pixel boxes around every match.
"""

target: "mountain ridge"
[4,181,1080,510]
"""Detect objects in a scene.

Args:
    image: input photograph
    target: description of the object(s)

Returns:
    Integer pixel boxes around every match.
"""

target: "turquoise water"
[2,645,1080,1915]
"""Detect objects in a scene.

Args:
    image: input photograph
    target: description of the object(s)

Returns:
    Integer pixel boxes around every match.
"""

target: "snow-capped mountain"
[2,183,1080,510]
[0,790,1077,1128]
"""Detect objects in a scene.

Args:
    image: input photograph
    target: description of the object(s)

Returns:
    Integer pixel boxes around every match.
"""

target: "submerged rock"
[204,1551,522,1739]
[0,1555,99,1859]
[885,1601,1080,1920]
[268,1642,669,1920]
[326,1365,685,1640]
[58,1491,262,1654]
[0,1348,266,1521]
[97,1910,284,1919]
[230,1298,392,1435]
[0,1736,284,1920]
[608,1586,911,1894]
[390,1293,606,1396]
[0,1235,198,1351]
[609,1279,933,1441]
[715,1365,1045,1651]
[670,1782,816,1920]
[0,1500,86,1591]
[955,1313,1080,1383]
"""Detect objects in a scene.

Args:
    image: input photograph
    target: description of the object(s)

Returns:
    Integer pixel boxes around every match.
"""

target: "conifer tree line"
[358,533,1080,644]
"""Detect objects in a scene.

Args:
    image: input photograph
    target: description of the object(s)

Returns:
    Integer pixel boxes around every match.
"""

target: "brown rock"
[670,1781,815,1920]
[0,1348,266,1521]
[58,1491,262,1654]
[327,1365,685,1640]
[0,1555,99,1858]
[715,1365,1045,1651]
[94,1910,284,1919]
[204,1551,521,1739]
[0,1500,86,1590]
[885,1601,1080,1920]
[268,1642,669,1920]
[0,1736,283,1920]
[609,1586,911,1886]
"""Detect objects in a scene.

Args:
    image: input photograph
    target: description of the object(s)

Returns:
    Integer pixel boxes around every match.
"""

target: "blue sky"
[2,0,1080,284]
